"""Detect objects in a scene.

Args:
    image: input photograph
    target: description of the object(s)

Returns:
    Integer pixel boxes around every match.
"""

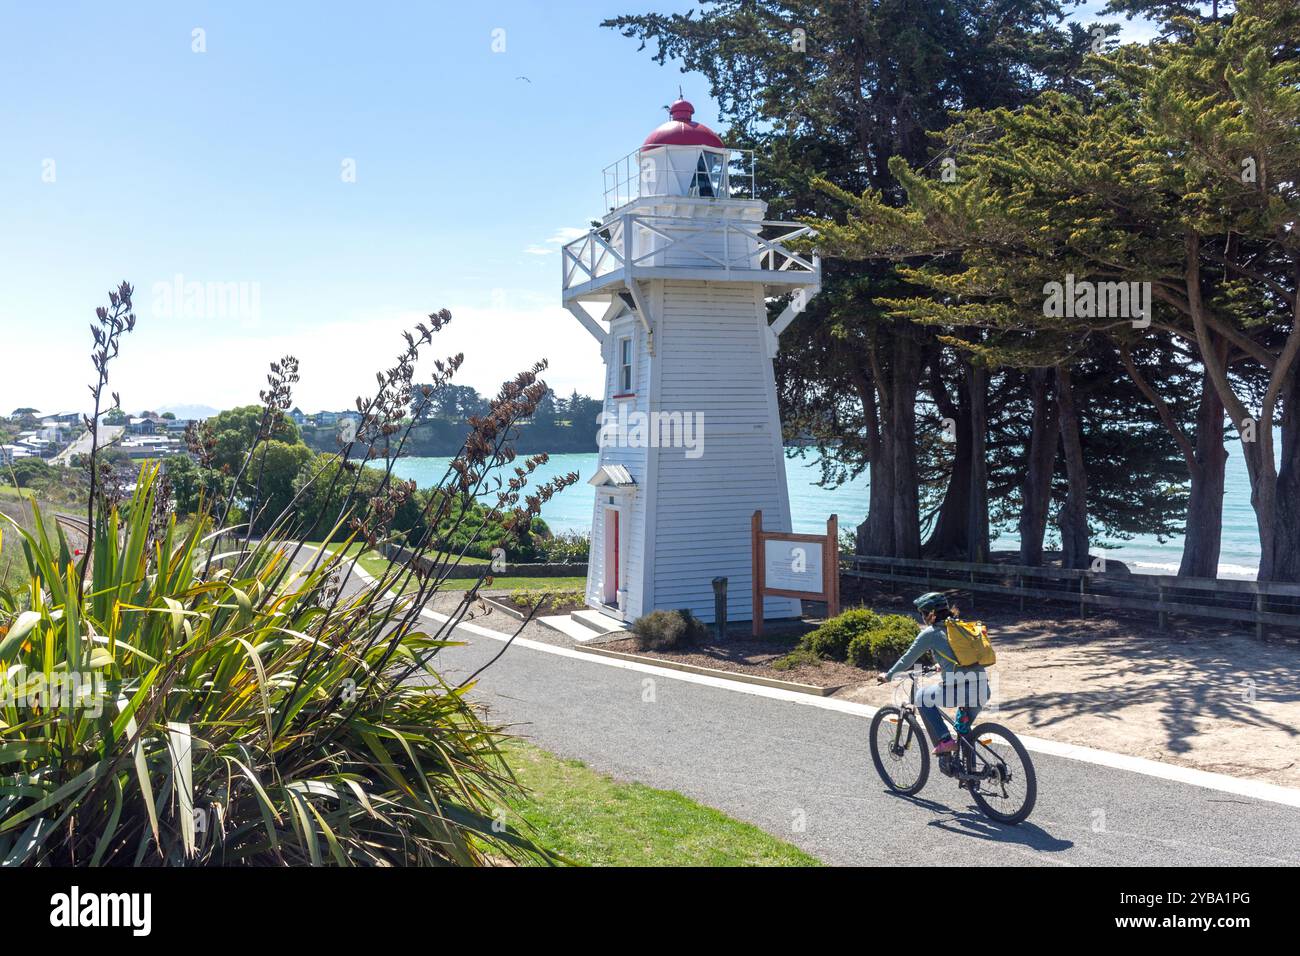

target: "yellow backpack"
[941,618,996,667]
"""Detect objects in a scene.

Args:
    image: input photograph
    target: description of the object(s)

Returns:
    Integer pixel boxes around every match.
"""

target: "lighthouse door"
[602,508,620,607]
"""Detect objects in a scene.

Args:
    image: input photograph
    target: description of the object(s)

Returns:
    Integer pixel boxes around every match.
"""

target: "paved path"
[426,618,1300,866]
[315,551,1300,866]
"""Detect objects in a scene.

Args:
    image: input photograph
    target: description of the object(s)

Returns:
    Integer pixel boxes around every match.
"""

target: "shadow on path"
[891,790,1074,853]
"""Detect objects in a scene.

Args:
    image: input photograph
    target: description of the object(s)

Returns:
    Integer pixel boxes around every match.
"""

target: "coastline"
[389,451,1265,582]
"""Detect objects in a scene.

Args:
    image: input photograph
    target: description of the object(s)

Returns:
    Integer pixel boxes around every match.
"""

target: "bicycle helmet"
[913,591,950,615]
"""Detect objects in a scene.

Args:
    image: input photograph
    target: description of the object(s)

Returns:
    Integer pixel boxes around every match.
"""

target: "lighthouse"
[562,98,821,626]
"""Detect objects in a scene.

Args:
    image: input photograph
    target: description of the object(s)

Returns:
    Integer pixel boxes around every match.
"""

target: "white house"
[127,415,166,436]
[562,98,821,626]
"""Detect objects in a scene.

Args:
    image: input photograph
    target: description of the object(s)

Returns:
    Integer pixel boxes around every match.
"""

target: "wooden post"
[1079,573,1086,619]
[1256,591,1264,640]
[1158,583,1167,630]
[1017,574,1025,613]
[752,510,763,637]
[826,514,840,618]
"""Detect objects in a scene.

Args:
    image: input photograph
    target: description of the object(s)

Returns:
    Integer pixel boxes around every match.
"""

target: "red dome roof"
[642,98,724,149]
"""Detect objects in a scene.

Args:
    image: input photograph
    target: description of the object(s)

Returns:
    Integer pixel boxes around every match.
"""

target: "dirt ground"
[598,630,869,688]
[836,610,1300,789]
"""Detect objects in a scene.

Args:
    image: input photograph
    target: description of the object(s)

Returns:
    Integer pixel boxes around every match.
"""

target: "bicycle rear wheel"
[965,722,1037,824]
[869,707,930,795]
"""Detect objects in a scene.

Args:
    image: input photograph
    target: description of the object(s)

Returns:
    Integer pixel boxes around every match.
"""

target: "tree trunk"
[1180,232,1300,582]
[889,323,923,559]
[854,365,895,556]
[1056,365,1090,569]
[861,450,897,554]
[1270,365,1300,581]
[922,347,971,558]
[966,359,990,563]
[1115,337,1227,580]
[1018,369,1058,566]
[1178,369,1227,578]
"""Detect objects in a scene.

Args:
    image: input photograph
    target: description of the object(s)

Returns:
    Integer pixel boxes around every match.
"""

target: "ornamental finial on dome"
[643,95,724,149]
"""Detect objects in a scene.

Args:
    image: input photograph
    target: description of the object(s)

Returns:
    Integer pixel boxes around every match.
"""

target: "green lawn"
[503,742,820,867]
[316,541,583,593]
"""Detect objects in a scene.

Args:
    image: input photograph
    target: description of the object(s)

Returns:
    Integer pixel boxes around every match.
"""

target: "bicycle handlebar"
[885,664,940,683]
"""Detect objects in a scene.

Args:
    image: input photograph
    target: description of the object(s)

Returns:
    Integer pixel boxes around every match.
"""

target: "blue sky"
[1,0,1156,416]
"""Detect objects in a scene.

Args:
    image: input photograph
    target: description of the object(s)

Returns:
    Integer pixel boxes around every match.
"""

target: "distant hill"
[158,403,220,420]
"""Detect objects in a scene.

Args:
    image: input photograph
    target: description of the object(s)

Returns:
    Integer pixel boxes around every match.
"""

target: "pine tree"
[606,0,1099,559]
[806,0,1300,579]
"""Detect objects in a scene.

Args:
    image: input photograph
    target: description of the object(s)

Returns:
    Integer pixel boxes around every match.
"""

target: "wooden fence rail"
[842,554,1300,636]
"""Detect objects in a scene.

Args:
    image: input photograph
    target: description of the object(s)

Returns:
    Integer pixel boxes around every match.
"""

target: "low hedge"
[845,614,919,669]
[804,608,881,660]
[788,608,920,671]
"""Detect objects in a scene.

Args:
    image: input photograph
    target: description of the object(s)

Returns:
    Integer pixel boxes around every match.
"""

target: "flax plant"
[0,284,577,865]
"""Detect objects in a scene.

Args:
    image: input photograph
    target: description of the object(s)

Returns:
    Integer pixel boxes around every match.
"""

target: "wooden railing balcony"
[561,213,819,302]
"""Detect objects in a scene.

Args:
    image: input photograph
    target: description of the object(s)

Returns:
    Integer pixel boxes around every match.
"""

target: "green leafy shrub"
[511,587,585,611]
[2,457,88,507]
[289,455,429,544]
[6,457,52,488]
[770,646,821,671]
[778,608,919,671]
[805,608,881,661]
[536,530,589,563]
[423,488,550,561]
[630,609,706,652]
[846,614,919,669]
[0,469,557,865]
[0,284,580,867]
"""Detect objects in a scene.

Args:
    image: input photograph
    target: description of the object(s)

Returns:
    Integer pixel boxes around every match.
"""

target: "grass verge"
[503,742,820,867]
[317,542,582,592]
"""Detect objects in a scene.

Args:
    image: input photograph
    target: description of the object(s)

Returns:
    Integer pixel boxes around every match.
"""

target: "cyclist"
[876,591,987,756]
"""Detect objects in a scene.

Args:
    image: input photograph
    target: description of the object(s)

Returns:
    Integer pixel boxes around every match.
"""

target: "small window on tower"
[618,337,633,393]
[689,154,716,198]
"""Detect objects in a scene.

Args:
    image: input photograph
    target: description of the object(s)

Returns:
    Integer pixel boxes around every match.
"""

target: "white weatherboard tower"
[562,98,821,626]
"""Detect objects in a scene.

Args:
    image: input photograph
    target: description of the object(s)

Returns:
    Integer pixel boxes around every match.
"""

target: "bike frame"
[895,670,1004,784]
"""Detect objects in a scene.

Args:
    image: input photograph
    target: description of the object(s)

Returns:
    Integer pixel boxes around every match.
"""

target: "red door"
[603,508,619,606]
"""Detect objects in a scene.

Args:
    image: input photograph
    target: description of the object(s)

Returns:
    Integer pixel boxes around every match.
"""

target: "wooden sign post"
[752,511,840,637]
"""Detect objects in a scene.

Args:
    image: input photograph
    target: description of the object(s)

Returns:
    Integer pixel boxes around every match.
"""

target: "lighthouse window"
[689,151,724,198]
[618,336,634,392]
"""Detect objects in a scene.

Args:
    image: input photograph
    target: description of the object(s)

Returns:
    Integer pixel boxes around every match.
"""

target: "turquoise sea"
[392,447,1264,580]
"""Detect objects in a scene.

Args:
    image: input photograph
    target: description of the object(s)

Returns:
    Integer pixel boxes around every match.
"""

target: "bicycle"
[869,665,1037,824]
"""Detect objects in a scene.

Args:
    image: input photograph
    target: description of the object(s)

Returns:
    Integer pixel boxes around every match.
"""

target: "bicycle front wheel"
[869,707,930,795]
[966,722,1037,824]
